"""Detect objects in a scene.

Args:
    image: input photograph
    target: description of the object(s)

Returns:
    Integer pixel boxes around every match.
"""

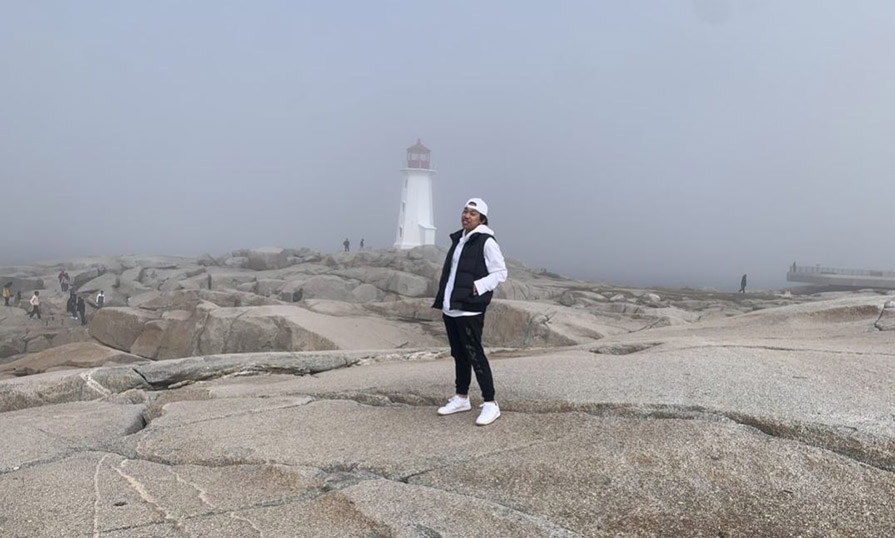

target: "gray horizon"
[3,1,895,291]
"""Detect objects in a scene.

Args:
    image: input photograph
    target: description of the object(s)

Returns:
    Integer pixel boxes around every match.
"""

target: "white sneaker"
[437,396,471,416]
[476,402,501,426]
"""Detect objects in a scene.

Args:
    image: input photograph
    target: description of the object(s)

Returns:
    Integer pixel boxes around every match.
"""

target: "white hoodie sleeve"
[474,238,508,295]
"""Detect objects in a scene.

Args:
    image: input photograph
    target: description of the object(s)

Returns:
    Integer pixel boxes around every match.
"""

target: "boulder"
[222,256,249,269]
[875,301,895,331]
[195,308,338,355]
[493,279,556,301]
[180,272,212,290]
[128,319,167,359]
[116,272,153,303]
[127,291,162,308]
[24,335,51,353]
[609,294,627,302]
[333,268,431,297]
[484,302,579,347]
[364,299,441,322]
[209,271,256,290]
[237,281,258,293]
[405,245,445,263]
[352,283,380,303]
[0,277,44,294]
[196,253,218,266]
[120,267,142,282]
[143,266,206,291]
[0,339,26,359]
[288,247,323,261]
[257,279,287,297]
[558,290,577,307]
[197,289,278,307]
[384,271,430,297]
[48,328,93,348]
[76,272,119,294]
[176,277,202,290]
[133,289,276,311]
[116,255,185,269]
[300,275,357,302]
[70,267,101,288]
[88,307,159,352]
[247,247,291,271]
[130,315,200,361]
[595,302,645,316]
[134,290,204,311]
[0,342,145,377]
[132,352,359,389]
[0,367,148,413]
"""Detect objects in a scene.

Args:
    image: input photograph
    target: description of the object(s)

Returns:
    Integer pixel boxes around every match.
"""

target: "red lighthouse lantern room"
[406,139,431,169]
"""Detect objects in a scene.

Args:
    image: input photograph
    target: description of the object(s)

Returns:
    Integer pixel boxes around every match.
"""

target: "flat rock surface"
[0,401,145,471]
[1,290,895,536]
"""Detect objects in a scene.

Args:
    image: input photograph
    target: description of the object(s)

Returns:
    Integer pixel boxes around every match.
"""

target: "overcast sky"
[2,1,894,290]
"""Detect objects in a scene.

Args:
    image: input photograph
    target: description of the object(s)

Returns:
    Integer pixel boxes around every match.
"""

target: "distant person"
[67,290,78,319]
[434,198,508,426]
[77,296,87,325]
[343,238,350,252]
[57,271,65,290]
[791,262,797,272]
[61,271,71,292]
[27,291,41,319]
[2,282,10,307]
[739,274,747,293]
[15,290,22,306]
[360,238,364,250]
[96,290,105,308]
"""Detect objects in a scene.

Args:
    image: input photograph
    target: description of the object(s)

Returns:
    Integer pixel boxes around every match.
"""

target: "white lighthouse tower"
[394,140,436,249]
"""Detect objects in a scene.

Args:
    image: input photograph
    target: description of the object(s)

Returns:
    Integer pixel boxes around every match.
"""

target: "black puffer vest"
[432,229,494,313]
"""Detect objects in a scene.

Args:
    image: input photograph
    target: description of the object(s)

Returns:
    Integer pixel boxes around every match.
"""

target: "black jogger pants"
[442,314,495,402]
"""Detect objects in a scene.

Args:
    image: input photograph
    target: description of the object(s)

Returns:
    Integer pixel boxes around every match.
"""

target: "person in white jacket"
[431,198,508,426]
[27,291,41,319]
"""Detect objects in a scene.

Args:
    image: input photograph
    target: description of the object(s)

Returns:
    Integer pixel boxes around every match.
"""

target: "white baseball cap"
[464,198,489,217]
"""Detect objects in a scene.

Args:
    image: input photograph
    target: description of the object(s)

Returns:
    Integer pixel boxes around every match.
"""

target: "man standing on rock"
[2,282,10,307]
[77,295,87,325]
[67,290,78,319]
[739,274,747,294]
[433,198,508,426]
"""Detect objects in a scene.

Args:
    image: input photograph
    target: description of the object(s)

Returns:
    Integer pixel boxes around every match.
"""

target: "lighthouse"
[394,140,436,249]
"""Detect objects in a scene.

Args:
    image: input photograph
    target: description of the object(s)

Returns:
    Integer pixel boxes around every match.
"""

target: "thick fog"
[2,1,894,290]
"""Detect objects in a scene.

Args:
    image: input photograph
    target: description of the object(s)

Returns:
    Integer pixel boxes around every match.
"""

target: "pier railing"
[790,265,895,279]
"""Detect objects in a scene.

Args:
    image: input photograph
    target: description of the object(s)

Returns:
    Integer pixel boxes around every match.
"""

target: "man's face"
[461,206,482,231]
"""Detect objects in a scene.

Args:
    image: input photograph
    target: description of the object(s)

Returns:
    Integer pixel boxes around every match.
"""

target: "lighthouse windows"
[399,227,403,238]
[402,202,406,213]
